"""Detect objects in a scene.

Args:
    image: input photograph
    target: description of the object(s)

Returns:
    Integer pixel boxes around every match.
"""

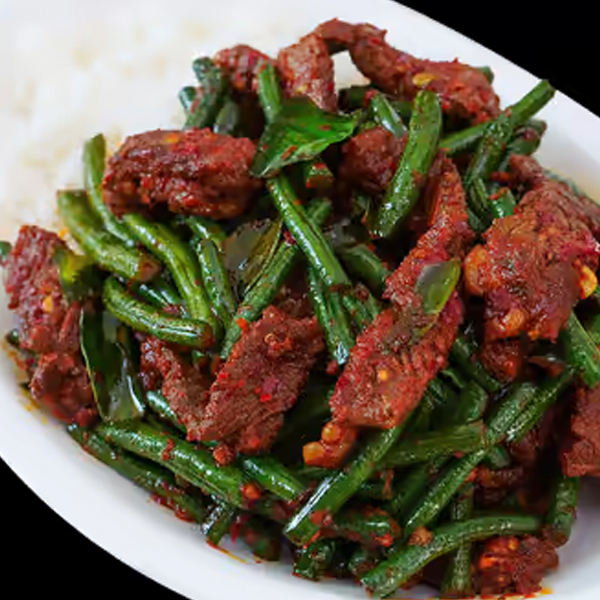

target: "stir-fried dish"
[3,18,600,599]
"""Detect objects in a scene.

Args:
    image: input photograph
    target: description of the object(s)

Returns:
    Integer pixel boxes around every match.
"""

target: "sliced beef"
[338,127,407,196]
[198,306,323,461]
[475,535,558,596]
[561,383,600,477]
[213,45,273,94]
[2,226,96,426]
[315,19,500,123]
[277,33,337,111]
[383,155,474,309]
[330,295,464,429]
[139,336,210,437]
[464,159,600,342]
[511,154,600,239]
[102,129,260,220]
[305,158,473,466]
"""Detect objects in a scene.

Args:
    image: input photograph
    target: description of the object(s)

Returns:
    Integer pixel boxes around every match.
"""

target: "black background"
[2,2,599,597]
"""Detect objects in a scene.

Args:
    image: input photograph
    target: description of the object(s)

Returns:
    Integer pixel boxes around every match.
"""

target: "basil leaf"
[251,97,359,178]
[54,246,101,301]
[81,310,146,422]
[0,240,12,262]
[416,259,461,316]
[241,217,282,291]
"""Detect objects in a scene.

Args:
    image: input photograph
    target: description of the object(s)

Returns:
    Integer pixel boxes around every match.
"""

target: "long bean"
[186,216,226,247]
[368,93,406,137]
[213,99,241,135]
[82,134,135,244]
[96,421,253,508]
[57,190,160,282]
[122,214,217,332]
[203,502,238,546]
[337,244,391,296]
[361,514,541,598]
[384,457,448,518]
[381,421,488,469]
[402,382,538,535]
[68,424,206,522]
[373,90,442,238]
[546,473,580,547]
[193,238,237,328]
[267,175,350,287]
[307,265,354,366]
[441,483,475,598]
[185,57,227,129]
[284,425,407,546]
[145,394,305,502]
[562,313,600,388]
[505,368,574,442]
[293,539,338,580]
[178,85,197,113]
[221,198,331,358]
[135,276,184,312]
[450,334,503,393]
[103,277,214,348]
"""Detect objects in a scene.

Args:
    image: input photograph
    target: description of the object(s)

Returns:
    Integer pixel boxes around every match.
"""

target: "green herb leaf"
[81,310,146,422]
[241,217,282,291]
[416,259,461,316]
[0,240,12,262]
[250,97,359,178]
[54,246,101,301]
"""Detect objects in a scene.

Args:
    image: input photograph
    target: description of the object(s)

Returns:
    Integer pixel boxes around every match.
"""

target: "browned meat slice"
[314,19,499,123]
[313,19,356,54]
[511,154,600,238]
[304,158,473,466]
[383,156,474,309]
[102,129,260,220]
[464,159,600,342]
[277,33,337,111]
[139,336,210,437]
[330,295,464,429]
[198,306,323,461]
[213,44,273,94]
[480,338,525,383]
[2,226,96,426]
[476,535,558,596]
[561,383,600,477]
[338,127,406,196]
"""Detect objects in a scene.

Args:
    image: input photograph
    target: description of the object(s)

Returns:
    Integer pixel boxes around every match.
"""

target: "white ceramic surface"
[2,1,600,599]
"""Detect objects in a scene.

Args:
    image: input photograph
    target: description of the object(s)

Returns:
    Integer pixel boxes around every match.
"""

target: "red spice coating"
[338,127,407,196]
[561,383,600,477]
[511,154,600,239]
[3,226,96,426]
[315,19,499,124]
[475,535,558,596]
[139,336,210,439]
[198,306,324,459]
[317,157,473,442]
[213,44,273,94]
[102,128,260,220]
[465,158,600,342]
[383,155,474,309]
[277,33,337,111]
[330,297,463,429]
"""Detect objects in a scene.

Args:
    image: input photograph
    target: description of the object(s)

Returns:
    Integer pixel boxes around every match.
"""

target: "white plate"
[2,0,600,598]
